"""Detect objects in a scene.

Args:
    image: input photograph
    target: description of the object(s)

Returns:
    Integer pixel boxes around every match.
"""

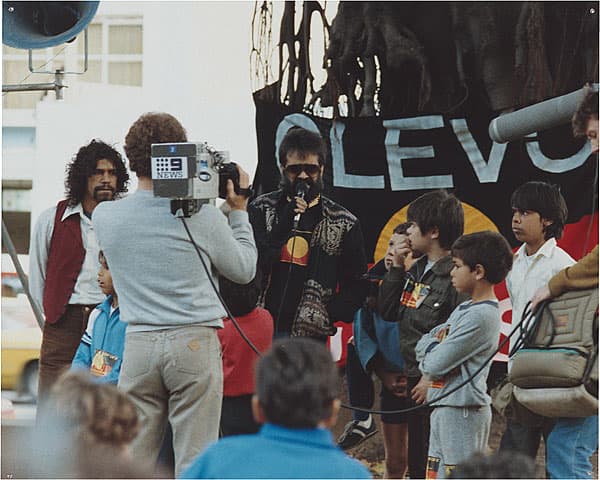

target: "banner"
[253,92,598,362]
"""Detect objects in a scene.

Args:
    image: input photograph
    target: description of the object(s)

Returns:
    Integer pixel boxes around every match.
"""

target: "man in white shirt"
[29,140,129,416]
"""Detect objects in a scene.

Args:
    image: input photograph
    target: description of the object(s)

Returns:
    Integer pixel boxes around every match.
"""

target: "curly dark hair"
[65,140,129,206]
[124,112,187,177]
[572,86,598,138]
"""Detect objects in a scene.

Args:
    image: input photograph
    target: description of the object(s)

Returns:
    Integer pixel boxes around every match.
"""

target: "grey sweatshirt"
[415,300,500,407]
[93,190,257,332]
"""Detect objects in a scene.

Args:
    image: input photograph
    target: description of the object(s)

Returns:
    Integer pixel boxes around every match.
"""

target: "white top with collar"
[506,237,575,330]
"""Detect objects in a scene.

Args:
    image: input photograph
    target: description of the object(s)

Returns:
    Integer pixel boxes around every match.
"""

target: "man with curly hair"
[92,112,257,476]
[29,139,129,415]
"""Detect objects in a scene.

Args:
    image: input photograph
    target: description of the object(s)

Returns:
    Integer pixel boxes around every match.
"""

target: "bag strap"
[509,301,544,356]
[582,343,598,384]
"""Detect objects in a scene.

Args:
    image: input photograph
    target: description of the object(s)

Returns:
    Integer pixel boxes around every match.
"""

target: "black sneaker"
[337,419,378,450]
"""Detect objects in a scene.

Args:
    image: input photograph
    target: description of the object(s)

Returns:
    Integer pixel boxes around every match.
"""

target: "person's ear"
[322,399,341,429]
[429,226,440,240]
[474,264,485,281]
[251,395,267,425]
[541,217,554,229]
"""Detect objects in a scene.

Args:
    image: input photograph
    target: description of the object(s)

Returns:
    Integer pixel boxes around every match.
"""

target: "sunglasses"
[284,163,321,176]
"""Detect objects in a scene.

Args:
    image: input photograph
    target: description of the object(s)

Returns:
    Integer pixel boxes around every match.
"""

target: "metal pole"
[1,219,45,329]
[2,69,67,96]
[2,82,59,93]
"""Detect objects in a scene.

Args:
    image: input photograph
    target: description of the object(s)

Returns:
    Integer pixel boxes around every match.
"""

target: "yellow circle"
[373,202,499,262]
[287,236,309,259]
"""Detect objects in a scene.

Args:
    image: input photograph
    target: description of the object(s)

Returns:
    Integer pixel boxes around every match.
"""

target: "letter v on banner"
[450,118,507,183]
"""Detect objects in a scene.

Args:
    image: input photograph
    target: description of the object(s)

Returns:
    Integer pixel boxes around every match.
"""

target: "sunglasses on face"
[284,163,321,176]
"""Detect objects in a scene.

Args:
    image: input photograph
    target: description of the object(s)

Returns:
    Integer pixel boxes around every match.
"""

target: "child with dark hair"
[217,276,273,436]
[338,222,417,478]
[181,338,371,479]
[379,189,466,479]
[416,231,513,479]
[500,181,575,460]
[71,250,126,384]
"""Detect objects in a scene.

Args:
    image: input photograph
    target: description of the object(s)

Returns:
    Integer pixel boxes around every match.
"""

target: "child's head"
[450,231,513,293]
[47,370,139,451]
[219,276,260,317]
[510,181,568,243]
[97,250,115,297]
[406,190,464,254]
[253,337,339,429]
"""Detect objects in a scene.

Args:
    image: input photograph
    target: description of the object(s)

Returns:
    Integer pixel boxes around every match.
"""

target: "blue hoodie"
[71,295,126,384]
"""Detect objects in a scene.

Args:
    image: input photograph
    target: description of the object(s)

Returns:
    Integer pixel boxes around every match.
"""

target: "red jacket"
[218,307,273,396]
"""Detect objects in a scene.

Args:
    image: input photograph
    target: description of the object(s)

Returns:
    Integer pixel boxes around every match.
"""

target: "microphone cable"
[274,183,309,335]
[340,302,540,415]
[181,206,540,416]
[180,216,262,357]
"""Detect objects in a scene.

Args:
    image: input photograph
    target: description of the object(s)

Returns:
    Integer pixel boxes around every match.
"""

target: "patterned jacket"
[248,190,368,337]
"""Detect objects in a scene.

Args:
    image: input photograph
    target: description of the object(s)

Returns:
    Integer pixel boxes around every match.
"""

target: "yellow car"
[1,295,41,399]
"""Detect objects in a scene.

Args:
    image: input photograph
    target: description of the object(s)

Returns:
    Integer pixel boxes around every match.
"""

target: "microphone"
[293,182,310,226]
[488,85,598,144]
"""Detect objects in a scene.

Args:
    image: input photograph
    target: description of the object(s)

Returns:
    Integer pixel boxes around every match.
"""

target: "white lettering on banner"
[525,133,591,173]
[450,119,507,183]
[275,114,321,165]
[383,116,454,190]
[273,114,591,188]
[331,121,386,189]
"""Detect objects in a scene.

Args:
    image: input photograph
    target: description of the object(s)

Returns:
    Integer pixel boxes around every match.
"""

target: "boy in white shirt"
[500,181,575,461]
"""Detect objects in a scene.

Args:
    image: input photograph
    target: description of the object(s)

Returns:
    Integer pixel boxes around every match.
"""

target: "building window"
[2,46,55,109]
[2,16,143,109]
[77,19,143,86]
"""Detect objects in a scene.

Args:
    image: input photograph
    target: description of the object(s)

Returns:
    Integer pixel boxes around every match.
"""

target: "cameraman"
[92,112,257,477]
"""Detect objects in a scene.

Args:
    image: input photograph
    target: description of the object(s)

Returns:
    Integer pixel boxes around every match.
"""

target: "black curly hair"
[65,140,129,206]
[572,86,598,138]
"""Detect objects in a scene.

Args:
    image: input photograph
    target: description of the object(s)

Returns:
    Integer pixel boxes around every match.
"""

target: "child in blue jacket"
[72,250,126,384]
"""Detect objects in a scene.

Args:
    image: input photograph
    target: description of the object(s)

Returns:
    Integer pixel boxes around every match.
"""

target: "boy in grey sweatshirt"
[415,231,513,479]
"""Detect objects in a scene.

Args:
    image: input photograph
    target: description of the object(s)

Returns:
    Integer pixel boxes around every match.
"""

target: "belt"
[67,303,99,314]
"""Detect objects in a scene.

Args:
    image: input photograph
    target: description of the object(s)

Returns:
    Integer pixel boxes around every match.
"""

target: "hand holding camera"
[225,164,251,211]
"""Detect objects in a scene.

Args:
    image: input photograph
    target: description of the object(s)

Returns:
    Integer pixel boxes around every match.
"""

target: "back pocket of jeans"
[121,336,155,378]
[173,329,217,375]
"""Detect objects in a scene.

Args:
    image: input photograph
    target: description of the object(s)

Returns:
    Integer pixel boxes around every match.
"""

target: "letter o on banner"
[275,114,322,165]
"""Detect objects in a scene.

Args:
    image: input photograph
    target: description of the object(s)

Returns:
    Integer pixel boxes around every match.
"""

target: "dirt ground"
[332,371,598,479]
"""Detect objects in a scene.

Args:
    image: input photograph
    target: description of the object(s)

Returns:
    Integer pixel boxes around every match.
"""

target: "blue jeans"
[546,416,598,479]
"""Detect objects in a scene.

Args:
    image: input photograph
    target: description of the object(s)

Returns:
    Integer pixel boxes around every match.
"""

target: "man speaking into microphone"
[248,127,367,341]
